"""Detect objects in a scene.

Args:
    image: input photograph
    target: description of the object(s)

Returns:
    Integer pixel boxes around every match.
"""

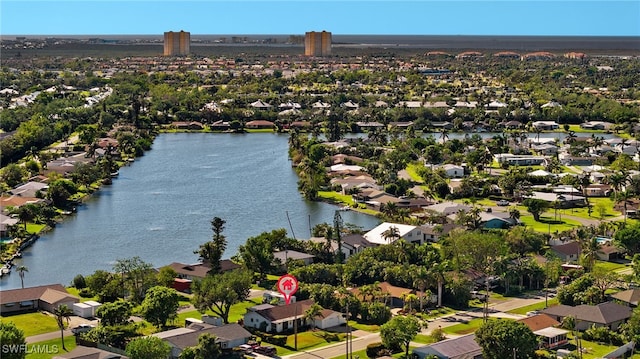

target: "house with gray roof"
[1,284,78,315]
[152,323,251,358]
[412,333,482,359]
[542,302,632,331]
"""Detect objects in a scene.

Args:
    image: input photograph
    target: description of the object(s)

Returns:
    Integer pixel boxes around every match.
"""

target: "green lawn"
[26,223,46,234]
[442,317,501,335]
[594,260,627,272]
[412,333,437,344]
[507,298,559,315]
[318,191,354,206]
[173,297,262,328]
[519,214,583,234]
[25,336,77,359]
[1,312,60,337]
[66,287,99,302]
[405,163,424,183]
[348,320,380,332]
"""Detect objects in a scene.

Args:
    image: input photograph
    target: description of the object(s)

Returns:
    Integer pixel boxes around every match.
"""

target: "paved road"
[282,332,380,359]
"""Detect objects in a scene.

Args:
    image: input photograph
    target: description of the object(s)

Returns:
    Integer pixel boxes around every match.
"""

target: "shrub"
[73,274,87,289]
[79,288,94,297]
[366,342,386,358]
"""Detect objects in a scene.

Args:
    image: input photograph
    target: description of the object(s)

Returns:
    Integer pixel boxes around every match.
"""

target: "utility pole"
[294,301,298,350]
[345,301,350,359]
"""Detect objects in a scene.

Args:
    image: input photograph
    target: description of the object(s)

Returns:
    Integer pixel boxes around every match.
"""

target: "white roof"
[534,327,569,338]
[529,169,552,177]
[330,164,364,172]
[364,222,418,245]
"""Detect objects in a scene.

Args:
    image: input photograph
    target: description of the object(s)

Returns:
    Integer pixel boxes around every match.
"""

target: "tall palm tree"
[17,265,28,289]
[582,237,600,272]
[381,226,400,244]
[412,267,431,312]
[53,305,73,351]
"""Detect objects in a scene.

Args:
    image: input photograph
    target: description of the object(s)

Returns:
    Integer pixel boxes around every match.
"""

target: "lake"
[0,133,380,290]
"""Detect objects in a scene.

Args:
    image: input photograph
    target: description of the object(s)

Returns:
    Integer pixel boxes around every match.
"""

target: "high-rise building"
[304,31,331,56]
[164,30,190,56]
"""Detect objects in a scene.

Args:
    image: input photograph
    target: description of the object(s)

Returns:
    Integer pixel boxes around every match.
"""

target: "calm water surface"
[0,133,380,290]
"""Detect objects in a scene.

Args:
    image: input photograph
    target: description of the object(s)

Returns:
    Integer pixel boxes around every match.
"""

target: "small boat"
[1,266,10,275]
[339,206,351,211]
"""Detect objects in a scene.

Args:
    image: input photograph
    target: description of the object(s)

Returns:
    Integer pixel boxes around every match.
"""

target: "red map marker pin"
[277,274,299,305]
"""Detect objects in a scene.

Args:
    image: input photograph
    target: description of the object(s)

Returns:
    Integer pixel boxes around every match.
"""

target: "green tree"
[140,286,179,328]
[304,303,324,330]
[156,266,177,287]
[234,232,276,280]
[475,319,537,359]
[195,217,227,274]
[178,333,222,359]
[95,300,133,326]
[191,269,252,323]
[522,198,550,222]
[53,304,73,351]
[1,163,27,188]
[614,222,640,255]
[380,315,422,358]
[113,256,156,302]
[125,336,171,359]
[0,321,26,359]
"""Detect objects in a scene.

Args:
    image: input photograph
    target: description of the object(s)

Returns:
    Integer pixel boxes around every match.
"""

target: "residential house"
[441,164,465,178]
[209,120,231,131]
[273,250,315,266]
[494,153,548,166]
[542,302,632,331]
[412,333,483,359]
[517,314,569,350]
[597,241,624,261]
[363,222,426,245]
[584,184,612,197]
[550,241,581,263]
[9,181,49,198]
[308,233,374,260]
[165,260,241,292]
[1,284,79,315]
[330,175,380,195]
[249,100,272,109]
[350,282,428,308]
[424,202,471,216]
[0,213,19,236]
[243,299,345,333]
[531,121,560,130]
[53,346,129,359]
[611,289,640,307]
[153,322,252,358]
[420,223,457,242]
[172,121,204,130]
[581,121,613,130]
[245,120,275,129]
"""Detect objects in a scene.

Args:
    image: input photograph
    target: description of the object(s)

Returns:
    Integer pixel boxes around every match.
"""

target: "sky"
[1,0,639,37]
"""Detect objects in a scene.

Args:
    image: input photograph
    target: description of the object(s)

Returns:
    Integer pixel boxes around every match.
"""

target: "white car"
[496,200,510,206]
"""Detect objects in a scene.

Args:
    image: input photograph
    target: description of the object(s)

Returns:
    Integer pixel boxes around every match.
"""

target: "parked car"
[253,346,277,356]
[496,200,509,206]
[71,324,95,335]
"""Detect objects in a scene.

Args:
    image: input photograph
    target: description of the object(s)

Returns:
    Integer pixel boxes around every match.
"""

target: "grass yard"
[1,312,60,337]
[594,260,627,272]
[25,336,77,359]
[173,297,262,328]
[412,333,437,344]
[65,287,99,302]
[507,298,559,315]
[318,191,354,206]
[442,317,495,335]
[26,223,46,234]
[405,163,424,183]
[519,214,583,234]
[348,320,380,332]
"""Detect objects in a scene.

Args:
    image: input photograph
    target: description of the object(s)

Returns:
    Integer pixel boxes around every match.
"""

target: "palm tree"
[412,267,431,312]
[53,305,73,351]
[304,303,324,330]
[582,237,600,272]
[17,265,28,288]
[381,225,400,244]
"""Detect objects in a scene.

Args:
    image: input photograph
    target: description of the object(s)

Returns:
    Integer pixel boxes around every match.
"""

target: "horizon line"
[3,33,640,38]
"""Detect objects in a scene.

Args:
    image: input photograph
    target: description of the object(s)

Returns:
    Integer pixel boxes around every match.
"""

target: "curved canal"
[1,133,380,290]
